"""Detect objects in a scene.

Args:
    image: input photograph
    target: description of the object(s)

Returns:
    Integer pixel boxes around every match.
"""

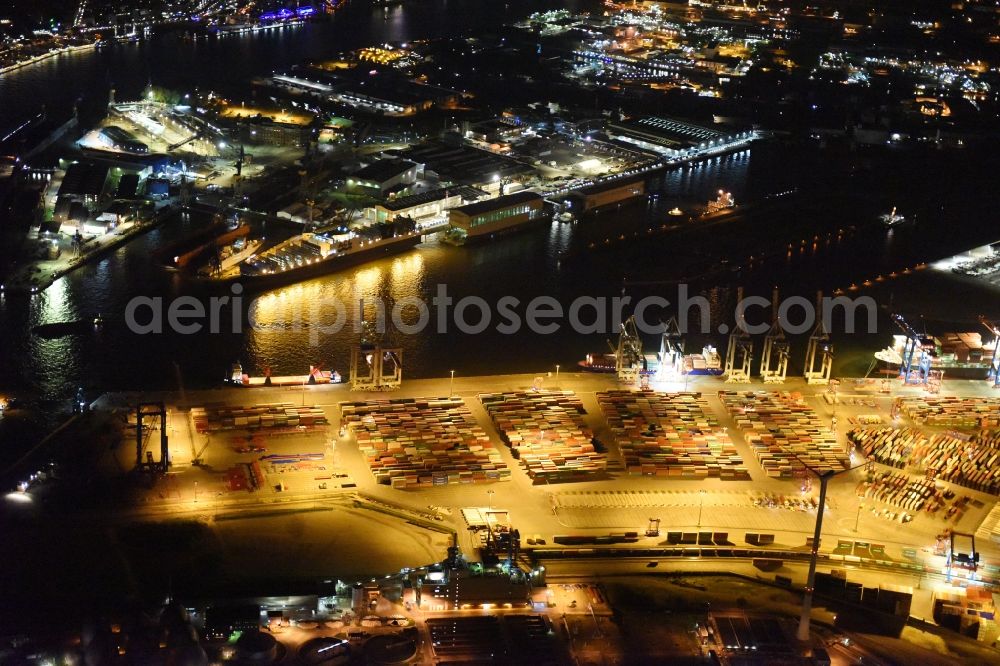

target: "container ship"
[872,331,996,380]
[682,346,723,375]
[218,220,421,290]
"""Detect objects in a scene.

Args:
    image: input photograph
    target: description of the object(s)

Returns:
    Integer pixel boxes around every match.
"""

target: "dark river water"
[1,0,998,402]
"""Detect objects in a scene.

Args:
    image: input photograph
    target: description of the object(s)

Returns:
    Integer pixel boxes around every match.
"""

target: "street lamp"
[854,502,864,532]
[555,364,560,379]
[449,370,455,397]
[697,489,706,529]
[487,489,495,511]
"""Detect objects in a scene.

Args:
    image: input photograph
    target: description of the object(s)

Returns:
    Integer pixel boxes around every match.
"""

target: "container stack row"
[190,402,329,434]
[479,391,606,482]
[856,470,938,512]
[719,391,849,477]
[596,390,749,480]
[914,432,1000,495]
[847,427,925,469]
[340,397,509,488]
[895,396,1000,428]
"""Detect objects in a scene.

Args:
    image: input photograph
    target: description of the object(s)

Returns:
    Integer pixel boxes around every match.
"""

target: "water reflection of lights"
[353,265,383,298]
[5,491,32,504]
[39,276,72,323]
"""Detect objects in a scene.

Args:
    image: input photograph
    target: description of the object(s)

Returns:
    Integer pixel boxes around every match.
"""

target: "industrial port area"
[4,0,1000,664]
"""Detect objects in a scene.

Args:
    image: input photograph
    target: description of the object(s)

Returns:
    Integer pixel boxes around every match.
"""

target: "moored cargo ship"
[197,237,263,278]
[211,219,421,289]
[682,345,723,375]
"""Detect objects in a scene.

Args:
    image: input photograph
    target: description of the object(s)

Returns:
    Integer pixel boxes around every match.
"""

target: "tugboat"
[700,190,736,219]
[880,207,907,227]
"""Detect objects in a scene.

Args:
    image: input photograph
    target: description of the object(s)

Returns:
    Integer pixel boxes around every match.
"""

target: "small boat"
[33,315,104,338]
[555,211,576,223]
[668,207,684,217]
[578,353,618,373]
[880,207,906,227]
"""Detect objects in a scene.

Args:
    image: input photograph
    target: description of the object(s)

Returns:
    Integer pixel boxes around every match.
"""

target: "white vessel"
[682,345,723,375]
[880,207,906,227]
[199,238,263,277]
[703,190,735,216]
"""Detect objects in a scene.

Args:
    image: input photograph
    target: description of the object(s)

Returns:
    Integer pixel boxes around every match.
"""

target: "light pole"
[555,364,560,380]
[786,424,895,642]
[854,502,864,532]
[449,370,455,398]
[487,489,495,511]
[697,489,706,529]
[194,481,199,503]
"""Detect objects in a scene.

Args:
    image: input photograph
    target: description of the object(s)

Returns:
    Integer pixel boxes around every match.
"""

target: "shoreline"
[2,203,179,294]
[0,42,97,77]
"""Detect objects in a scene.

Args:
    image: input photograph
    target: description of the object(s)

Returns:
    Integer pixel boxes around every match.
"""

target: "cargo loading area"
[340,397,510,488]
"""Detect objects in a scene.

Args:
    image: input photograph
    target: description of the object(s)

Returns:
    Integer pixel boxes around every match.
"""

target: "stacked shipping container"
[340,397,509,489]
[596,390,749,480]
[480,391,606,482]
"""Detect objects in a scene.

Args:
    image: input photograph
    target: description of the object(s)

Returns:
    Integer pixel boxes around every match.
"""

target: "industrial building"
[402,141,532,187]
[448,191,545,239]
[607,116,754,159]
[97,125,149,155]
[56,162,112,213]
[569,177,645,213]
[364,186,484,224]
[349,158,422,195]
[420,569,531,610]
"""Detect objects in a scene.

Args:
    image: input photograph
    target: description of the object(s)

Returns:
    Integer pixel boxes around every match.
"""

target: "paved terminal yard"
[82,372,1000,592]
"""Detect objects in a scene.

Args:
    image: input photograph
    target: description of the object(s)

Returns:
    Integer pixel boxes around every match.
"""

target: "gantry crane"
[610,315,644,383]
[979,316,1000,389]
[724,288,753,384]
[892,313,934,385]
[759,288,789,384]
[656,316,685,381]
[135,402,169,473]
[804,292,833,385]
[350,310,402,391]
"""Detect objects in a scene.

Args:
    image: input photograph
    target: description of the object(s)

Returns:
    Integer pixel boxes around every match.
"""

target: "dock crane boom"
[609,315,644,383]
[804,291,833,385]
[723,287,753,384]
[892,313,933,385]
[759,287,789,384]
[657,316,685,380]
[979,316,1000,388]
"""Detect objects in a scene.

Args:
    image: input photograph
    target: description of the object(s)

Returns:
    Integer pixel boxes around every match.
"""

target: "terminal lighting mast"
[656,317,685,381]
[723,287,753,384]
[759,288,789,384]
[804,292,833,385]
